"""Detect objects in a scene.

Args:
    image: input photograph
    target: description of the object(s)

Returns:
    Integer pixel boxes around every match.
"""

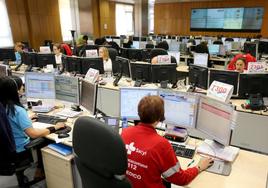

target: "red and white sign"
[86,49,98,58]
[207,81,233,103]
[247,62,266,73]
[157,55,171,64]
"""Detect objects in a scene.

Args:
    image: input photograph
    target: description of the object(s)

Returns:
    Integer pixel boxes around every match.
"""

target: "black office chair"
[225,38,234,42]
[0,103,45,188]
[146,43,155,49]
[108,48,119,74]
[213,40,223,45]
[150,48,168,59]
[73,116,131,188]
[108,41,120,52]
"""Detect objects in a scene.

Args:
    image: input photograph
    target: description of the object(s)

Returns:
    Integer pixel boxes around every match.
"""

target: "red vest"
[121,123,198,188]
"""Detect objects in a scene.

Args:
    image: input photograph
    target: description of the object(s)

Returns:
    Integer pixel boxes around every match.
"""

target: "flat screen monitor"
[128,49,143,61]
[208,44,220,55]
[231,42,241,51]
[243,42,258,58]
[0,48,16,61]
[0,64,8,78]
[55,75,80,104]
[258,40,268,54]
[190,7,264,32]
[115,56,131,78]
[64,56,81,73]
[120,87,158,120]
[25,72,55,99]
[151,64,177,84]
[169,40,180,51]
[130,62,152,82]
[132,41,140,49]
[36,53,56,68]
[80,57,104,75]
[196,95,234,146]
[238,73,268,98]
[194,53,208,67]
[209,69,239,95]
[159,90,199,129]
[21,52,37,66]
[80,79,98,115]
[189,64,208,89]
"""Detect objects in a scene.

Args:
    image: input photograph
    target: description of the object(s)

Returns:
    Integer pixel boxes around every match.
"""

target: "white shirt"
[103,58,112,73]
[55,53,62,64]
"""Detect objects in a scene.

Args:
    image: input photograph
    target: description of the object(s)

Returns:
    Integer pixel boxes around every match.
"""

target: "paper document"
[33,122,52,129]
[197,139,239,162]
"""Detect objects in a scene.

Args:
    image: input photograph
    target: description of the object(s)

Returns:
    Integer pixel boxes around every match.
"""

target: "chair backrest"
[150,48,168,59]
[0,103,16,175]
[108,48,118,62]
[73,116,131,188]
[146,43,154,49]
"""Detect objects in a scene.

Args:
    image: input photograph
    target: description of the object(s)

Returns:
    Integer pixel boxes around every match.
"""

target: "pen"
[187,159,195,167]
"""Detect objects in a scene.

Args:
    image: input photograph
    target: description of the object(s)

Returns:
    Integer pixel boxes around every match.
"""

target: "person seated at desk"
[121,96,213,188]
[53,43,63,65]
[14,42,25,65]
[0,76,65,179]
[227,53,256,73]
[99,47,112,76]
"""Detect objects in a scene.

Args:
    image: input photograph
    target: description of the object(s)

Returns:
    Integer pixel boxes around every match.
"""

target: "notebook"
[197,139,239,162]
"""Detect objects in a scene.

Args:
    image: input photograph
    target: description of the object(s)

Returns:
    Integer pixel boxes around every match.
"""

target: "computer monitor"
[209,69,239,95]
[193,53,208,67]
[55,75,80,104]
[258,40,268,54]
[159,90,199,129]
[208,45,220,55]
[238,73,268,98]
[0,48,16,61]
[179,43,187,54]
[196,95,233,146]
[0,64,8,78]
[130,62,152,82]
[120,87,158,120]
[36,53,56,68]
[189,64,208,89]
[219,45,226,56]
[80,57,104,75]
[64,56,81,73]
[128,49,143,61]
[80,79,98,115]
[151,64,177,84]
[231,42,241,51]
[115,56,131,78]
[243,42,258,58]
[25,72,55,99]
[132,41,140,49]
[21,52,37,66]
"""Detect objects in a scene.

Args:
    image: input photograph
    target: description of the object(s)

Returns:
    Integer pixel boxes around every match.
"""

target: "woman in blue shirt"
[0,76,65,179]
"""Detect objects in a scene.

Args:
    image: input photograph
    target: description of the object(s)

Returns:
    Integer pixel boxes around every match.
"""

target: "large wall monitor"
[191,7,264,32]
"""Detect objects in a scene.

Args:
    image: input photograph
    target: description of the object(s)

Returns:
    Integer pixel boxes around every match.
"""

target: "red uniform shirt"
[121,123,198,188]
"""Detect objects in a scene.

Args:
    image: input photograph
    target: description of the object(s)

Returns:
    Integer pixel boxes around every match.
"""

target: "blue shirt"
[7,105,32,153]
[15,52,21,64]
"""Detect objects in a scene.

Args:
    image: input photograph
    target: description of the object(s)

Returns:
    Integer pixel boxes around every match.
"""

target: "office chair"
[150,48,168,59]
[0,103,46,187]
[108,48,119,74]
[213,40,223,45]
[73,116,131,188]
[225,38,234,42]
[146,43,155,49]
[108,41,120,52]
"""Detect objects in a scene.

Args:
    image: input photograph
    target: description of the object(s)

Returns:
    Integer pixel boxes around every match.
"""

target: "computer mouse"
[58,133,69,139]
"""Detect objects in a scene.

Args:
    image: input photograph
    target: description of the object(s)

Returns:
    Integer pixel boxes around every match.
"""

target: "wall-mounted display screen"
[190,7,264,32]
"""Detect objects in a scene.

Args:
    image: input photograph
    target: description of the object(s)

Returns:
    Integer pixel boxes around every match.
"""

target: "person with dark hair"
[0,76,65,179]
[156,41,169,51]
[53,43,63,65]
[82,35,89,44]
[121,95,213,188]
[227,53,256,72]
[195,41,211,67]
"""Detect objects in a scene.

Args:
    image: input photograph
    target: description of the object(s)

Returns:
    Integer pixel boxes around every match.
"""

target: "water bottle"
[122,117,128,128]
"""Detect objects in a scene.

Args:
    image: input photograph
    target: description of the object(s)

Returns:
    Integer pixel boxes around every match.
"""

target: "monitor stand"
[160,80,168,88]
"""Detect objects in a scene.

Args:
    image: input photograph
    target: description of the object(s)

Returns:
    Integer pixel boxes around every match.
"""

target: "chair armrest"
[24,137,46,150]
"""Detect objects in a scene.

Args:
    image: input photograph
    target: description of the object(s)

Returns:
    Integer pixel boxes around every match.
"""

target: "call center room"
[0,0,268,188]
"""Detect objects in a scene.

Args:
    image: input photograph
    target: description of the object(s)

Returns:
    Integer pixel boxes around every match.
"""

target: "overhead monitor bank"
[191,7,264,31]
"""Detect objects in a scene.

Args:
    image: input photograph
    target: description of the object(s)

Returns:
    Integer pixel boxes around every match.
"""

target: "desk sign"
[85,68,99,83]
[207,81,233,103]
[86,49,98,58]
[157,55,171,64]
[247,62,266,73]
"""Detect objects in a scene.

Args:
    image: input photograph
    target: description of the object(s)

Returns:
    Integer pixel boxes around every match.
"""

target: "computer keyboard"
[171,143,196,159]
[36,114,67,125]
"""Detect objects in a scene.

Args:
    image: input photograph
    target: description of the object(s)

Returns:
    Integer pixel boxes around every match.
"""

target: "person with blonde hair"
[14,42,25,64]
[99,47,112,75]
